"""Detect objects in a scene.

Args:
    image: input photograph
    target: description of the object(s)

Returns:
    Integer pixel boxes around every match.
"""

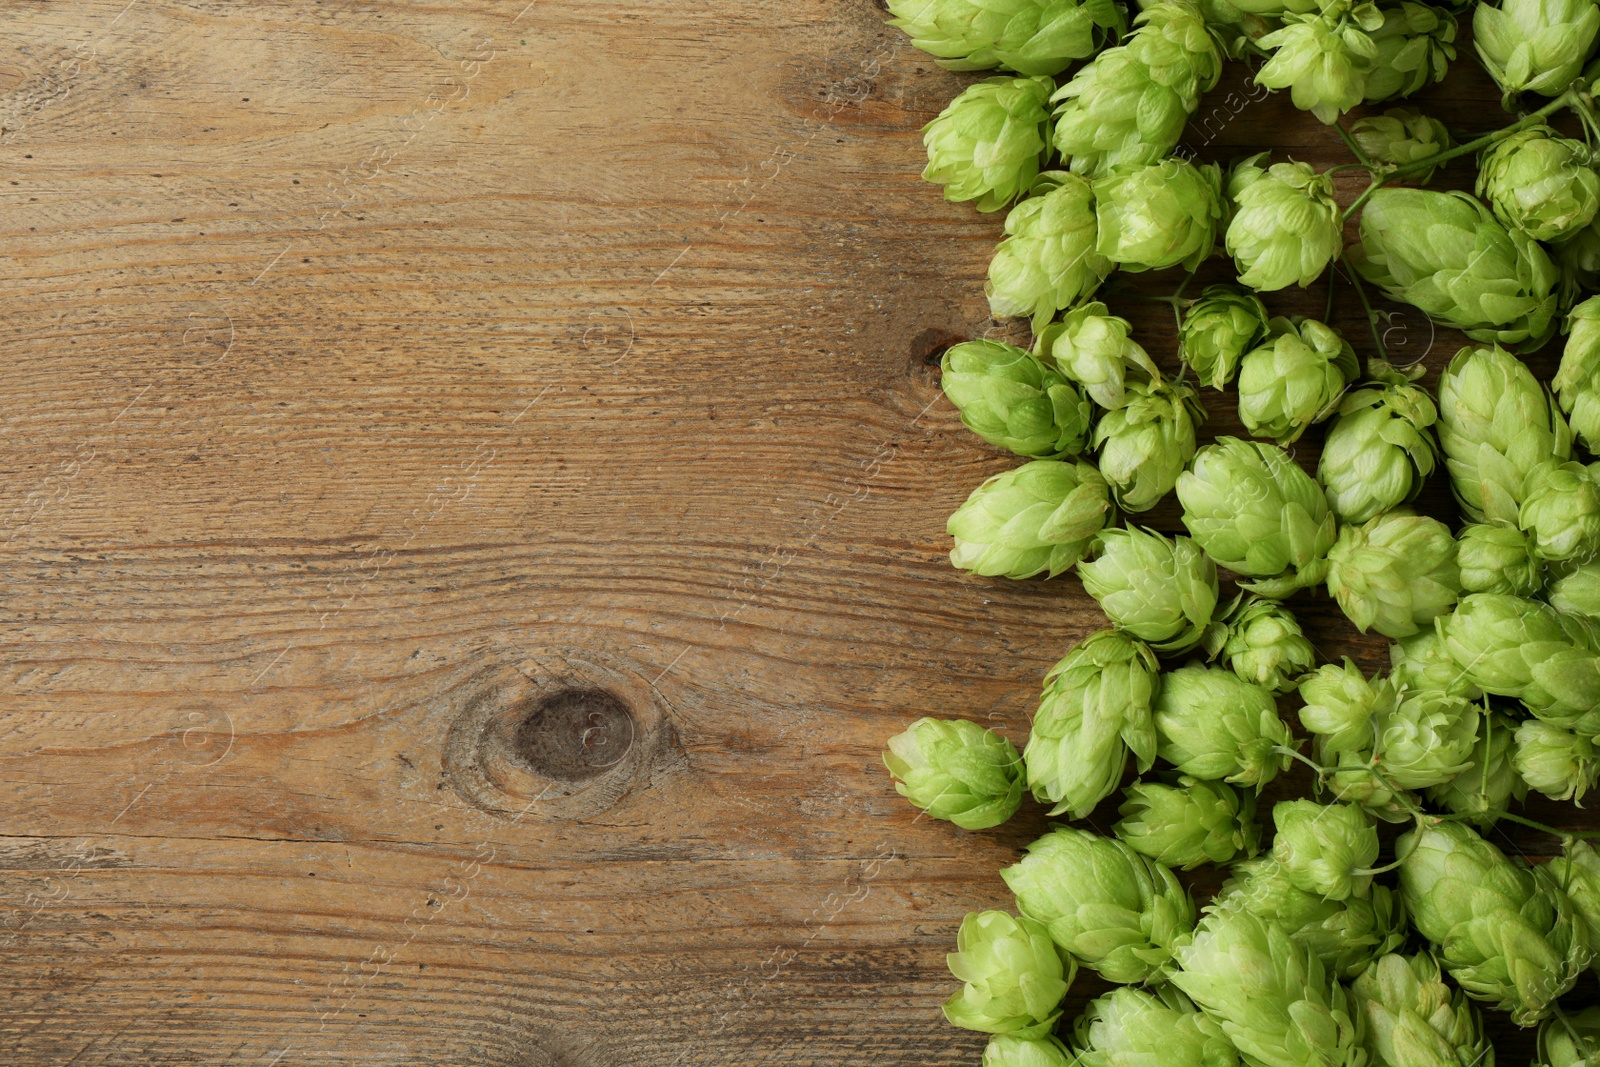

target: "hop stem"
[1489,810,1600,840]
[1339,255,1389,364]
[1334,122,1373,168]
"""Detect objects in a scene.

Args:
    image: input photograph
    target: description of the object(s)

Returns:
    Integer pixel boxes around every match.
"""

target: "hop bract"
[1363,3,1458,103]
[1474,0,1600,98]
[1544,838,1600,948]
[1298,659,1385,754]
[923,76,1054,212]
[1178,436,1339,598]
[1425,711,1528,829]
[1225,154,1343,290]
[987,172,1112,330]
[1549,558,1600,617]
[1154,663,1294,790]
[1456,522,1542,595]
[1172,907,1367,1067]
[1442,593,1600,731]
[1350,952,1493,1067]
[1035,301,1159,410]
[1555,295,1600,452]
[982,1034,1074,1067]
[1214,596,1316,694]
[883,717,1025,829]
[1079,528,1218,652]
[1352,190,1559,350]
[1092,379,1204,511]
[1257,12,1379,124]
[1179,285,1270,390]
[948,459,1113,579]
[1514,718,1599,802]
[1237,316,1359,444]
[944,910,1075,1037]
[1478,127,1600,243]
[1326,512,1460,639]
[1436,343,1572,524]
[1519,459,1600,561]
[1350,107,1452,184]
[1069,986,1242,1067]
[1024,629,1161,819]
[1398,821,1592,1024]
[1002,826,1195,983]
[1389,629,1481,701]
[1533,1005,1600,1067]
[941,340,1094,459]
[1318,372,1441,525]
[887,0,1121,75]
[1114,775,1259,870]
[1092,159,1223,273]
[1271,799,1380,902]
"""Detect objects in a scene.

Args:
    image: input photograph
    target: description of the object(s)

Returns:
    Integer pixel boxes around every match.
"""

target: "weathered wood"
[0,2,1592,1063]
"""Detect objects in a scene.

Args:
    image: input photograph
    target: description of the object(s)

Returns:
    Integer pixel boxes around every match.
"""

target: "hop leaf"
[941,340,1095,459]
[1474,0,1600,98]
[1114,775,1260,870]
[1478,127,1600,243]
[1079,527,1219,652]
[1325,511,1460,638]
[887,0,1123,75]
[948,459,1114,579]
[1092,159,1224,273]
[986,173,1113,330]
[1351,952,1494,1067]
[1225,155,1343,291]
[1237,316,1359,444]
[1035,301,1160,410]
[1554,294,1600,452]
[1271,799,1380,901]
[1092,379,1206,512]
[923,76,1054,212]
[1456,522,1543,595]
[944,910,1075,1037]
[1351,107,1453,183]
[1069,985,1242,1067]
[1179,285,1271,390]
[883,718,1025,828]
[1154,663,1295,790]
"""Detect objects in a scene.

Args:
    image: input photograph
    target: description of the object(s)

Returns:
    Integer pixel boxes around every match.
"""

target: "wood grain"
[0,2,1591,1063]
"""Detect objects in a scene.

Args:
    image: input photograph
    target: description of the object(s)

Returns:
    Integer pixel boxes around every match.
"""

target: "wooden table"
[0,2,1592,1062]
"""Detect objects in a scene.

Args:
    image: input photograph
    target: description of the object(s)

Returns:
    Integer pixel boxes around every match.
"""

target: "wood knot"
[511,688,635,783]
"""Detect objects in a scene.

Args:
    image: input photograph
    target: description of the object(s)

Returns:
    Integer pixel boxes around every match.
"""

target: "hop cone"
[1092,158,1223,273]
[1079,528,1218,651]
[1024,629,1161,819]
[1398,821,1591,1024]
[1442,593,1600,731]
[1351,107,1453,184]
[1179,285,1271,390]
[1211,595,1316,694]
[1051,0,1222,176]
[1326,511,1460,639]
[1478,127,1600,243]
[1237,316,1359,444]
[1474,0,1600,97]
[1544,839,1600,951]
[1514,718,1599,802]
[1178,436,1339,598]
[986,172,1112,332]
[1350,952,1494,1067]
[1389,629,1481,701]
[948,459,1113,579]
[1550,558,1600,617]
[1002,826,1195,983]
[982,1034,1075,1067]
[883,718,1025,829]
[1436,343,1572,524]
[887,0,1122,75]
[941,340,1094,458]
[1225,154,1343,291]
[1114,775,1259,870]
[1363,3,1458,102]
[1035,301,1159,410]
[1154,663,1294,790]
[1256,12,1380,125]
[923,75,1054,212]
[1555,295,1600,452]
[1533,1005,1600,1067]
[1093,379,1204,512]
[1321,688,1481,821]
[944,910,1075,1037]
[1318,372,1441,525]
[1456,522,1542,595]
[1519,459,1600,562]
[1172,907,1367,1067]
[1425,710,1527,829]
[1070,985,1242,1067]
[1352,190,1559,350]
[1272,799,1380,902]
[1298,658,1387,754]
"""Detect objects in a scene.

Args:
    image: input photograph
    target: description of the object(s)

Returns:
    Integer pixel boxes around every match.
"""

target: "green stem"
[1275,745,1328,777]
[1170,262,1202,335]
[1341,256,1389,364]
[1491,810,1600,840]
[1334,122,1373,168]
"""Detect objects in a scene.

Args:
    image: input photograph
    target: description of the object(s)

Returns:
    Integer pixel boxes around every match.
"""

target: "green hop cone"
[1325,512,1460,639]
[1025,629,1161,819]
[1256,11,1380,125]
[1557,214,1600,304]
[1321,688,1481,821]
[944,910,1076,1037]
[948,459,1113,579]
[1070,985,1242,1067]
[883,717,1025,829]
[1352,191,1560,350]
[1474,0,1600,98]
[1178,284,1271,390]
[1533,1005,1600,1067]
[1555,295,1600,453]
[1092,158,1223,273]
[1390,629,1482,701]
[1398,821,1592,1025]
[1209,857,1410,979]
[1318,372,1441,525]
[1092,378,1205,512]
[1456,522,1542,595]
[1442,593,1600,731]
[1514,718,1599,802]
[1051,0,1222,177]
[987,172,1113,330]
[1211,596,1316,695]
[1237,316,1359,444]
[1550,558,1600,617]
[1424,710,1527,829]
[1478,127,1600,243]
[1351,952,1494,1067]
[1172,907,1367,1067]
[887,0,1122,76]
[1153,663,1294,790]
[1002,826,1195,983]
[1298,659,1385,754]
[1519,459,1600,561]
[1271,799,1380,902]
[1436,343,1572,524]
[1225,154,1343,291]
[1034,301,1160,410]
[1114,775,1260,870]
[982,1034,1075,1067]
[1079,527,1219,652]
[1545,838,1600,947]
[923,75,1054,212]
[1350,108,1453,184]
[1362,3,1458,103]
[1178,436,1339,598]
[941,340,1095,459]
